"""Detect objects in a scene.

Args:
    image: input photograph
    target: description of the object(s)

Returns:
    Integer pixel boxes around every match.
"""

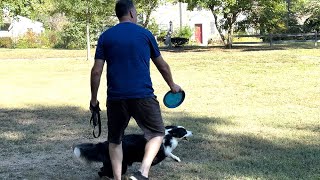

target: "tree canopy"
[183,0,257,47]
[135,0,162,27]
[1,0,319,49]
[0,0,54,23]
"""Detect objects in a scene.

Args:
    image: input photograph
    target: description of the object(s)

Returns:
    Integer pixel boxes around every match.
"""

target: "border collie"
[73,126,192,178]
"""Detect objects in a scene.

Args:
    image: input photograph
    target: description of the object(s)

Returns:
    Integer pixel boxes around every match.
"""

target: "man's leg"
[109,142,123,180]
[107,100,130,180]
[139,136,163,177]
[130,97,165,179]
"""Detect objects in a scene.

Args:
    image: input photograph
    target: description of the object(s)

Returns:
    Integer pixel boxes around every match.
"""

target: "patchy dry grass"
[0,47,319,179]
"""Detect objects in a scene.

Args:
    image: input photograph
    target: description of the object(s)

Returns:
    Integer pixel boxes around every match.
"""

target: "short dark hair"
[115,0,134,19]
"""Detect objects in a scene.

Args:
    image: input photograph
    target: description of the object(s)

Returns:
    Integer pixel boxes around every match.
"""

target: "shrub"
[56,22,86,49]
[147,18,159,36]
[304,15,320,32]
[16,30,42,48]
[0,37,13,48]
[172,26,193,39]
[156,30,167,42]
[170,26,193,46]
[171,37,189,47]
[38,30,59,48]
[14,30,59,49]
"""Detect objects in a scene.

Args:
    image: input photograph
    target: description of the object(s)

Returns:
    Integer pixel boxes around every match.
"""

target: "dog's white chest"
[164,139,178,155]
[170,140,178,149]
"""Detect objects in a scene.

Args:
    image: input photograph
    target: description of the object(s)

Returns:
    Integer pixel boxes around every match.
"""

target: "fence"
[233,32,318,47]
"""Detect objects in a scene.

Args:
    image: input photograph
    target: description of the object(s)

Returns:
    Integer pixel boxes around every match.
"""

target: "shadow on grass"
[159,45,285,53]
[0,105,101,179]
[159,43,318,53]
[158,110,320,179]
[0,106,319,179]
[160,46,221,53]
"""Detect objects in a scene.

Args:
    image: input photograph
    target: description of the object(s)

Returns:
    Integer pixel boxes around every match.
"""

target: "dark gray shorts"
[107,97,165,144]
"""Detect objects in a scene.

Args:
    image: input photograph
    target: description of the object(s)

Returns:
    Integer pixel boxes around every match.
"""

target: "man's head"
[115,0,137,23]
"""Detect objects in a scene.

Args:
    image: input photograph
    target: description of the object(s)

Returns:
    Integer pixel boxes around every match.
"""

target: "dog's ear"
[167,129,178,137]
[168,127,190,138]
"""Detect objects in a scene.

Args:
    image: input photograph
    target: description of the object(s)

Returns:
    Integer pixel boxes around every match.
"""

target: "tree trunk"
[142,0,157,28]
[86,0,91,60]
[209,6,226,46]
[143,8,153,28]
[227,29,232,49]
[214,14,227,46]
[86,21,91,61]
[226,16,233,49]
[226,12,238,49]
[143,9,152,28]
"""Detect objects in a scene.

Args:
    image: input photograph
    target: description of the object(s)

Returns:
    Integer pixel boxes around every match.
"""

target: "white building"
[151,2,220,45]
[0,15,44,38]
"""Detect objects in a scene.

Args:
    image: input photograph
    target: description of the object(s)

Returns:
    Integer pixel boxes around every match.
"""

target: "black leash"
[90,101,101,138]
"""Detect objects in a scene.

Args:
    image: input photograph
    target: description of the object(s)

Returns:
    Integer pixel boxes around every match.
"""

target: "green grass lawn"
[0,47,319,179]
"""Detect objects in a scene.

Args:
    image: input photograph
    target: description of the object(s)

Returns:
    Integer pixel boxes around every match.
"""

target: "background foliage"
[172,26,193,39]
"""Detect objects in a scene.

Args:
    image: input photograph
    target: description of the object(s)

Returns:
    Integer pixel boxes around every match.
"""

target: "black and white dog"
[73,126,192,178]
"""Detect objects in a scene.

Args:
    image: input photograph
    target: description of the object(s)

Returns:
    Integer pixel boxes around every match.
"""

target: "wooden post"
[179,2,182,29]
[315,31,318,47]
[269,33,273,47]
[168,21,173,48]
[86,0,91,61]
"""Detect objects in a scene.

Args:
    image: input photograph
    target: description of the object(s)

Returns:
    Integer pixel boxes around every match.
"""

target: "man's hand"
[170,83,182,93]
[90,100,100,112]
[89,100,101,138]
[90,99,98,108]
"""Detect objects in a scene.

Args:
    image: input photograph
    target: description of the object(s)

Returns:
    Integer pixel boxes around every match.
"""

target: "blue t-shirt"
[94,22,161,100]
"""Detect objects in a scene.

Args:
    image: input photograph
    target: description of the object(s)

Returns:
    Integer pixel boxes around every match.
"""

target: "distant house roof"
[0,15,44,38]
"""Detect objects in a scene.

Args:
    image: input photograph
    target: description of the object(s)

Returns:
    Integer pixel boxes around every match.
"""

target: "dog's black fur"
[73,126,192,178]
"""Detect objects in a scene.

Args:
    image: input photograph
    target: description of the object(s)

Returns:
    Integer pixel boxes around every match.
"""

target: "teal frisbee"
[163,91,185,108]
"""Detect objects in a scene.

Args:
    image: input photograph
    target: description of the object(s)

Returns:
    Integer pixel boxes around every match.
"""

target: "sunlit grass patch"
[0,131,26,141]
[0,47,319,179]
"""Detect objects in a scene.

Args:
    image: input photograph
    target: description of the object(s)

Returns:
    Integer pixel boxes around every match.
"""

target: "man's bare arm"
[90,59,105,106]
[152,55,182,93]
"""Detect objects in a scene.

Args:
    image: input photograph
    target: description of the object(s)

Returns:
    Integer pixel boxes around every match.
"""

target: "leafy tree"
[186,0,254,48]
[1,0,35,22]
[54,0,115,57]
[0,0,54,23]
[175,0,316,46]
[0,0,58,49]
[304,16,320,32]
[181,0,257,48]
[57,22,87,49]
[301,0,320,32]
[135,0,162,28]
[245,0,287,34]
[296,0,320,17]
[246,0,319,34]
[147,18,160,35]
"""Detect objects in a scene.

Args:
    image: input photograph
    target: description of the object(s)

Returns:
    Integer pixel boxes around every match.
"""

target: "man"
[90,0,182,179]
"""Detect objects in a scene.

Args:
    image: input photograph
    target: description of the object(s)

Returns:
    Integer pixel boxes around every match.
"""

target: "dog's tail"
[73,142,109,163]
